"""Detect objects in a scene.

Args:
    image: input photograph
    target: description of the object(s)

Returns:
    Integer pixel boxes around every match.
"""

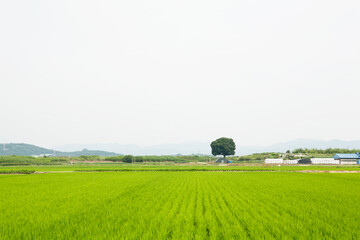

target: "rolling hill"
[0,143,122,157]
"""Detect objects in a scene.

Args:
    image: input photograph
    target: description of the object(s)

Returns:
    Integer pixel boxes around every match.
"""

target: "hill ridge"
[0,143,122,157]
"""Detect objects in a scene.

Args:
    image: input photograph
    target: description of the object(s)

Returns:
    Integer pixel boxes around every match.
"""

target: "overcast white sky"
[1,0,359,148]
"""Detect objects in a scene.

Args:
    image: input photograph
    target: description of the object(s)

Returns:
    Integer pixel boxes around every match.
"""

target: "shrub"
[105,156,124,162]
[123,155,135,163]
[298,159,311,164]
[79,155,102,161]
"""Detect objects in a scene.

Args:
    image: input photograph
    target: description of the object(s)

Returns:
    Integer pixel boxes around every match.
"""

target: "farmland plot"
[1,172,359,239]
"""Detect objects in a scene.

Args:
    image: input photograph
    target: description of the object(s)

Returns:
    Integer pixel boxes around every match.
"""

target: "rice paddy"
[1,171,359,239]
[2,163,360,172]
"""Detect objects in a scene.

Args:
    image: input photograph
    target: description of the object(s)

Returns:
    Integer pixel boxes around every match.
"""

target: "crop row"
[0,169,35,174]
[1,172,359,239]
[74,168,280,172]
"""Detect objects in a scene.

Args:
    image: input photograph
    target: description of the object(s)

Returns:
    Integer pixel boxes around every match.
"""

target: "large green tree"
[210,137,236,158]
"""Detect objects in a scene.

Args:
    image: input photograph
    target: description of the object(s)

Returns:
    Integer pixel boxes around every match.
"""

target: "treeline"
[238,153,281,161]
[292,148,360,154]
[0,169,35,174]
[0,155,216,166]
[0,156,69,166]
[105,155,214,163]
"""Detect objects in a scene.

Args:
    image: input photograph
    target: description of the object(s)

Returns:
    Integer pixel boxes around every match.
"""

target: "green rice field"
[1,171,360,239]
[2,163,360,172]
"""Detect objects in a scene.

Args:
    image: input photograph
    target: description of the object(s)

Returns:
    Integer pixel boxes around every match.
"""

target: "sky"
[1,0,360,148]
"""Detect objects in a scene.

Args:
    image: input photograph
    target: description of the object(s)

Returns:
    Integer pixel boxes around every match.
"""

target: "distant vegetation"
[78,155,104,161]
[292,148,360,154]
[237,148,360,161]
[0,169,35,174]
[0,156,69,166]
[2,145,360,167]
[238,153,281,162]
[105,155,215,163]
[0,155,216,166]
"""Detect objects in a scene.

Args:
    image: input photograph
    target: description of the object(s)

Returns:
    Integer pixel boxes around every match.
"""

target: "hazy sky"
[1,0,359,148]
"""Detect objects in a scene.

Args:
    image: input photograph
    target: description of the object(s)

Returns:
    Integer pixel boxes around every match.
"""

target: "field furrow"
[1,172,360,239]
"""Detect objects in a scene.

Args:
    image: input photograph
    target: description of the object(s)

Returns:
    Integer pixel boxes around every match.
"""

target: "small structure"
[283,159,299,164]
[311,158,340,165]
[216,158,230,164]
[334,153,360,164]
[32,154,54,158]
[265,159,283,164]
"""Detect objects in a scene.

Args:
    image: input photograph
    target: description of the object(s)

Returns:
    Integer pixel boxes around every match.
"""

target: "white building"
[283,159,298,164]
[265,159,283,164]
[32,154,54,158]
[310,158,340,165]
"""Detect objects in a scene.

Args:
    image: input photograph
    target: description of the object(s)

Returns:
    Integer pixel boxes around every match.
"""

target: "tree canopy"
[210,137,236,157]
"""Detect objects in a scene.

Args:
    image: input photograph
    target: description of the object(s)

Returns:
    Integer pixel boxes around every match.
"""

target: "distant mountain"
[0,143,122,157]
[57,149,122,157]
[55,139,360,156]
[0,143,54,156]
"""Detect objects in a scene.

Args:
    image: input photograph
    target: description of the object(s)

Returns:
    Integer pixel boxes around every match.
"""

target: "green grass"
[1,163,360,172]
[1,172,360,239]
[0,169,35,174]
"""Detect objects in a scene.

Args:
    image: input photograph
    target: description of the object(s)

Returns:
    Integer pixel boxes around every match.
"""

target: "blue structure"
[333,153,360,160]
[334,153,360,164]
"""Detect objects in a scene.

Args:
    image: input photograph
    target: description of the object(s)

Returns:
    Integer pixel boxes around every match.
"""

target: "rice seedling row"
[1,172,359,239]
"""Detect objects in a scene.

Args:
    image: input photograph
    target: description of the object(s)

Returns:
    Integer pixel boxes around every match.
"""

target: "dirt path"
[34,171,74,174]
